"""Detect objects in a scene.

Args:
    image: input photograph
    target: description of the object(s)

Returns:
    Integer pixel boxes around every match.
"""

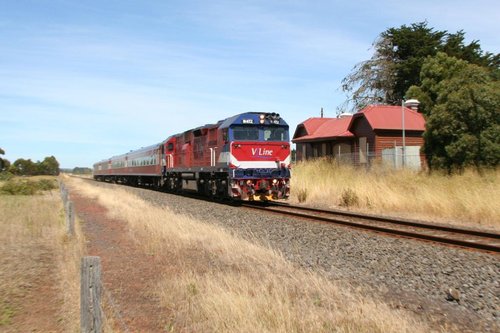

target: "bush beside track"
[0,175,58,195]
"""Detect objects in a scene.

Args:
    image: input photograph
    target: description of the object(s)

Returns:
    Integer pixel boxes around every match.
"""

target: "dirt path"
[72,191,172,332]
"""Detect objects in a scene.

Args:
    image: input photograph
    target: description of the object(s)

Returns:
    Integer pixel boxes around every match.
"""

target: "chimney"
[320,107,324,118]
[404,99,420,112]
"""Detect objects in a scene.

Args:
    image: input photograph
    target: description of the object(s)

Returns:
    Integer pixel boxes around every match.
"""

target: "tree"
[72,167,92,175]
[8,156,60,175]
[406,52,469,116]
[341,22,499,112]
[39,156,60,175]
[443,31,500,71]
[10,158,38,175]
[0,147,4,171]
[1,158,10,171]
[407,53,500,171]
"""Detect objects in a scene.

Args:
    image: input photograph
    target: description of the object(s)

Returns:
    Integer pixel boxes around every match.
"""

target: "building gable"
[292,117,354,143]
[292,124,309,140]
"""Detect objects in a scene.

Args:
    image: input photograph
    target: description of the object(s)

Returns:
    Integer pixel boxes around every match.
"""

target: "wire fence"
[295,151,427,170]
[60,179,130,333]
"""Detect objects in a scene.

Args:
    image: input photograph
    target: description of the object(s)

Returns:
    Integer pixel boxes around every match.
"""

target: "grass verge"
[291,159,500,229]
[68,177,434,333]
[0,179,84,331]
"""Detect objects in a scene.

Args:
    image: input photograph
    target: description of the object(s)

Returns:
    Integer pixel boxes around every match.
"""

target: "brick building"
[292,103,426,169]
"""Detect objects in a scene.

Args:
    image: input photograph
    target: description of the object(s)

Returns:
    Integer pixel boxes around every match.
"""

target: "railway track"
[241,202,500,254]
[85,176,500,253]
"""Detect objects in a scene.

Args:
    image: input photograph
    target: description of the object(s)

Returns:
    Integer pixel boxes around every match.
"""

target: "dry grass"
[290,159,500,230]
[0,179,84,331]
[68,177,436,333]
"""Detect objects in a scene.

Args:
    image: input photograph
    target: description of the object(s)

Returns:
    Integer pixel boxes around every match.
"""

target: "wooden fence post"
[61,188,68,205]
[81,256,103,333]
[66,201,75,235]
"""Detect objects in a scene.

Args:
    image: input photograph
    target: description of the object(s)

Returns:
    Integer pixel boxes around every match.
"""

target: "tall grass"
[68,177,434,333]
[0,185,84,331]
[291,159,500,229]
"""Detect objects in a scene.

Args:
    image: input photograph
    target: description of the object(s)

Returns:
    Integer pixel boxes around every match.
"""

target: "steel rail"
[242,203,500,254]
[269,202,500,239]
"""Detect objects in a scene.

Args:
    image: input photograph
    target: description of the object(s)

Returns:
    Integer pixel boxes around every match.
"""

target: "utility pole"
[402,99,405,168]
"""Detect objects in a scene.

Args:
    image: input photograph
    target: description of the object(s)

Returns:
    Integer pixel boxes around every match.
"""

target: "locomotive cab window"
[230,125,289,141]
[264,127,288,141]
[231,126,259,141]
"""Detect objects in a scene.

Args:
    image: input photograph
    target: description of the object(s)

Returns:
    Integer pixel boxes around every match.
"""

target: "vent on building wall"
[338,113,353,119]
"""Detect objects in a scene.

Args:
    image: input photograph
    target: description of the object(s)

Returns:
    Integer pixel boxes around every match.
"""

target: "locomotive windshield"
[233,126,259,140]
[230,126,289,142]
[263,127,287,141]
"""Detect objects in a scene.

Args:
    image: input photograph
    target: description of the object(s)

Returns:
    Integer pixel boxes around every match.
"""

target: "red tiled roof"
[355,105,425,131]
[292,116,354,143]
[301,117,330,134]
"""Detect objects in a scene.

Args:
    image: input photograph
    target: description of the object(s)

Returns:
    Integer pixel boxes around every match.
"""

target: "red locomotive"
[93,112,291,200]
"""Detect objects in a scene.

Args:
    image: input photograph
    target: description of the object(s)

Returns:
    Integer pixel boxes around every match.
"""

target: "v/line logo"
[251,148,273,156]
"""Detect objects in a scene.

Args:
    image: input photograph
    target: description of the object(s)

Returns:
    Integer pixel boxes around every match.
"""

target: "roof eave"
[292,135,355,143]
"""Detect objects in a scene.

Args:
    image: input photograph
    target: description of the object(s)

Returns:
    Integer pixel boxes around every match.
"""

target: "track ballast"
[242,202,500,254]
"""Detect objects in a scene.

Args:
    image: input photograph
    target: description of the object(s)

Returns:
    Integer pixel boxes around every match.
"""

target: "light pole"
[401,99,405,168]
[401,99,421,169]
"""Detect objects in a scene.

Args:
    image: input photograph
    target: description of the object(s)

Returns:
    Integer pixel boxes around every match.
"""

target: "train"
[93,112,291,201]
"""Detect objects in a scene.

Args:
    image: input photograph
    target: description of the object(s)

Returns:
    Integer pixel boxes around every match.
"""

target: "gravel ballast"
[85,180,499,332]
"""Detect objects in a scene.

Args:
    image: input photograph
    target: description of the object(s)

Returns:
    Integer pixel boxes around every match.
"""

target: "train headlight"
[265,112,281,124]
[259,114,265,124]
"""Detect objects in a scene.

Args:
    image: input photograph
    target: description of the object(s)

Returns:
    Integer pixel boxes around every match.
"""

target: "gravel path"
[88,180,499,332]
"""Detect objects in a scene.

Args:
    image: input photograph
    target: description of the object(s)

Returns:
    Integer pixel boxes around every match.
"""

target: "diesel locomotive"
[93,112,291,200]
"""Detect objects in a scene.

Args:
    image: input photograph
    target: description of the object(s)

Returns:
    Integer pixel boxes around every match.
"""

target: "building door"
[359,137,367,164]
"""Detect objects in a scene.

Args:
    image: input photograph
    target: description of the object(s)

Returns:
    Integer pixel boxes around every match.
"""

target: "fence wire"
[296,151,427,170]
[103,286,131,333]
[59,180,131,333]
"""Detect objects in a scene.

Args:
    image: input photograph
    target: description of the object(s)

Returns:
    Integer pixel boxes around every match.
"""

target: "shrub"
[0,172,14,181]
[36,179,58,191]
[0,178,57,195]
[339,188,359,207]
[297,189,308,203]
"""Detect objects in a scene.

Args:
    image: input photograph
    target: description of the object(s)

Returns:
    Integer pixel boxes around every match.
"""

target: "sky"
[1,0,499,168]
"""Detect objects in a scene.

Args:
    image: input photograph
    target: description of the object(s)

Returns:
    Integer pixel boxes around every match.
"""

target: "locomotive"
[93,112,291,200]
